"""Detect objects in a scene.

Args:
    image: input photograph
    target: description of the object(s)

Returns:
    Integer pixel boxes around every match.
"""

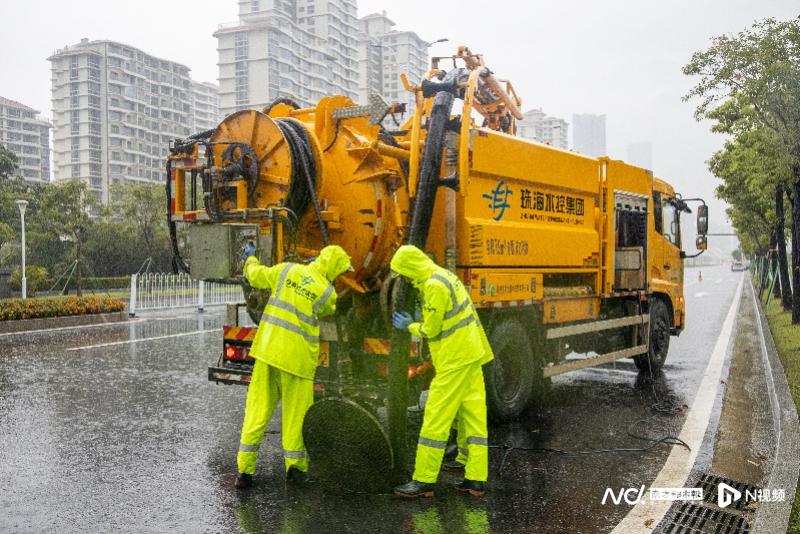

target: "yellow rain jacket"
[390,245,493,372]
[390,245,494,483]
[244,245,352,379]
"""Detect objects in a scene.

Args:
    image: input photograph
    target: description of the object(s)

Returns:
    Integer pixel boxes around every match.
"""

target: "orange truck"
[166,46,707,481]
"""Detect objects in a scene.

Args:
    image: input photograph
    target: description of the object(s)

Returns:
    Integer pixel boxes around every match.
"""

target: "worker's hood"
[390,245,436,287]
[312,245,353,282]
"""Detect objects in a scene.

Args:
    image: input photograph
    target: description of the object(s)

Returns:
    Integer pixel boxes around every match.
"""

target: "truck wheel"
[634,298,670,373]
[484,318,534,421]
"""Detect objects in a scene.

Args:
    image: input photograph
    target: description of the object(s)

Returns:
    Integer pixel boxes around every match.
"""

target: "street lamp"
[16,199,28,299]
[430,38,449,45]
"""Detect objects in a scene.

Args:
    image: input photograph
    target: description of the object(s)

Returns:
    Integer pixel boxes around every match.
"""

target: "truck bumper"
[208,364,253,385]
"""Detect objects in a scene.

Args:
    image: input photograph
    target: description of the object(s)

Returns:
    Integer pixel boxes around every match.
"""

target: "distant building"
[517,108,569,150]
[627,141,653,170]
[357,11,429,120]
[48,39,203,204]
[214,0,360,115]
[191,81,220,132]
[0,97,51,184]
[572,113,606,157]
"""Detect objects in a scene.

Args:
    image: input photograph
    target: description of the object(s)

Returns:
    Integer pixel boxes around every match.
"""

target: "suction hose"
[388,91,455,482]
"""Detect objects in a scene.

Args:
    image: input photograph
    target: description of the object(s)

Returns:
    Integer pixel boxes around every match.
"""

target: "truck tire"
[484,318,535,421]
[634,298,670,373]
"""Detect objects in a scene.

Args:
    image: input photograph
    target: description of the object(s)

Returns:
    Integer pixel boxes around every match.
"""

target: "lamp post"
[16,199,28,299]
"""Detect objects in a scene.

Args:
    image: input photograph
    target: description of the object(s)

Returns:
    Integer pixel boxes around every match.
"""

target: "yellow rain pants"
[413,360,489,483]
[237,359,314,474]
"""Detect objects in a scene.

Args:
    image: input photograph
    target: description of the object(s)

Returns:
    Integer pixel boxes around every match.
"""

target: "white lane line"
[0,318,146,338]
[694,292,709,298]
[612,276,744,533]
[66,328,221,351]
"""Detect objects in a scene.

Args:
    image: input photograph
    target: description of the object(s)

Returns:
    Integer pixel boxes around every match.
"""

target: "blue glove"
[242,241,256,261]
[392,311,413,331]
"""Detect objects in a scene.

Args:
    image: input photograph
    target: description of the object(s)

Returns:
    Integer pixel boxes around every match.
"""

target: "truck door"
[654,192,683,300]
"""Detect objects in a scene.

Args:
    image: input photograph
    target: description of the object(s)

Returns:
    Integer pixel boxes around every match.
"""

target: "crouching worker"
[235,243,353,489]
[390,245,494,497]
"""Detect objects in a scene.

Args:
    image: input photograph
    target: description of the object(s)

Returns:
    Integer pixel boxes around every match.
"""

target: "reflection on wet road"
[0,266,742,533]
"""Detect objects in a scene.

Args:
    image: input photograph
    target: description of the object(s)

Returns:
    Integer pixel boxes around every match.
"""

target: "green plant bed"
[762,297,800,533]
[0,295,125,321]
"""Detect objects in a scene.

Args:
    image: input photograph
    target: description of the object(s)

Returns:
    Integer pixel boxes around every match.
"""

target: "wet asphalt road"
[0,266,743,533]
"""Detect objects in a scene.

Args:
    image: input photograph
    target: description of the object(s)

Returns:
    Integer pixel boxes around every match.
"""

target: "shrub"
[8,266,50,296]
[0,295,125,321]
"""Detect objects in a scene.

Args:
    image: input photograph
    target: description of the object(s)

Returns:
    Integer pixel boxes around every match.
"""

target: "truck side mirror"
[696,235,707,251]
[697,205,708,235]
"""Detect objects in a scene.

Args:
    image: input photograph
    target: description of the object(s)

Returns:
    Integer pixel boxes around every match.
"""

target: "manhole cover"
[659,502,750,534]
[303,398,393,494]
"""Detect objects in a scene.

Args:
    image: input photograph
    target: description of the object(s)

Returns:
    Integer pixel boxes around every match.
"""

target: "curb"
[749,277,800,533]
[0,311,128,335]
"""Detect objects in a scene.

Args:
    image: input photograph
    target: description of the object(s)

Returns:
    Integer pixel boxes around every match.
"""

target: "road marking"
[0,318,146,338]
[66,328,221,351]
[611,276,744,533]
[693,292,709,298]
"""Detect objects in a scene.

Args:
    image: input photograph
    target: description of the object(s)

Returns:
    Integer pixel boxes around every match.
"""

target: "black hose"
[407,91,454,248]
[387,90,455,483]
[275,118,329,245]
[264,97,301,115]
[165,159,190,274]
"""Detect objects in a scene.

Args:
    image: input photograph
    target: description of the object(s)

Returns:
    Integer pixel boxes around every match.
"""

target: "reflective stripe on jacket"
[244,257,336,379]
[407,266,493,373]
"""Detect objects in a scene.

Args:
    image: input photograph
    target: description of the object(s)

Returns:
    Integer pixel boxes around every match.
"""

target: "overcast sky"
[1,0,798,246]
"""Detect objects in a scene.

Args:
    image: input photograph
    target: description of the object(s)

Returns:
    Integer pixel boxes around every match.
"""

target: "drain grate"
[660,502,750,534]
[654,473,760,534]
[696,474,760,512]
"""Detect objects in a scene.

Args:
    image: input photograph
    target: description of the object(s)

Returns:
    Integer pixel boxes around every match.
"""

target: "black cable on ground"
[492,434,691,475]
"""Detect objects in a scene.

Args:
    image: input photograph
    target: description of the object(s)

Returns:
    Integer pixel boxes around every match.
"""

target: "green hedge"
[0,295,126,321]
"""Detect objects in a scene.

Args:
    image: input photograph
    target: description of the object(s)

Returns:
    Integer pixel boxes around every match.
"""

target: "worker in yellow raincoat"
[235,243,353,489]
[390,245,494,497]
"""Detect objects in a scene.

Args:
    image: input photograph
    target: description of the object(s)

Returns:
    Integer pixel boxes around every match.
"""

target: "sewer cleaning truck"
[165,46,708,490]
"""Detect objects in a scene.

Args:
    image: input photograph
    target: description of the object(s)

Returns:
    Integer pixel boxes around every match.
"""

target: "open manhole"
[303,398,393,494]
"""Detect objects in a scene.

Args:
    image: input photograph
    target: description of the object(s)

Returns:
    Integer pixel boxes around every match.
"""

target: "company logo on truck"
[483,180,513,221]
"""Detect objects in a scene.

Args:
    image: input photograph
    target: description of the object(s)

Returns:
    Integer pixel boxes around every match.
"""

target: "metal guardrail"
[128,273,243,316]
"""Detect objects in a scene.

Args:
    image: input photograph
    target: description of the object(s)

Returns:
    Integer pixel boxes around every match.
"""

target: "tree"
[0,157,28,254]
[708,122,792,309]
[0,144,19,180]
[110,182,169,270]
[684,18,800,320]
[34,181,96,296]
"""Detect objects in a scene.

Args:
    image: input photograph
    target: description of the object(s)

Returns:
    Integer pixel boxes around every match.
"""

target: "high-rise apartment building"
[215,0,360,115]
[572,113,606,157]
[48,39,206,204]
[0,97,51,183]
[191,81,221,132]
[357,12,429,118]
[517,108,569,150]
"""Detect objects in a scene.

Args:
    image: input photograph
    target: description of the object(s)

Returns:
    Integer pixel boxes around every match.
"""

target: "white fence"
[129,273,244,315]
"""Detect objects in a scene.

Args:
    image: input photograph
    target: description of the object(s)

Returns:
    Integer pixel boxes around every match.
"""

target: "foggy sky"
[2,0,798,248]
